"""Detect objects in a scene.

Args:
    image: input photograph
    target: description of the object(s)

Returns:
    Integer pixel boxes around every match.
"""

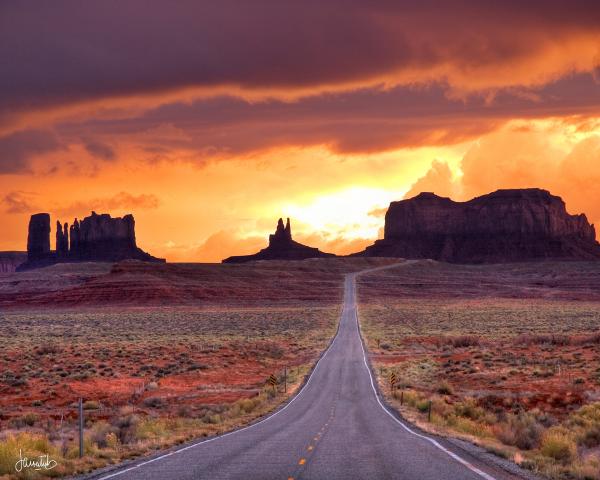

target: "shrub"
[0,433,56,475]
[143,396,166,408]
[449,336,480,348]
[436,381,453,395]
[202,413,222,424]
[237,398,260,414]
[494,412,544,450]
[10,412,39,428]
[454,399,486,422]
[35,343,62,355]
[83,400,101,410]
[188,363,209,371]
[540,428,577,463]
[90,421,118,448]
[135,419,168,441]
[515,334,570,346]
[112,415,140,444]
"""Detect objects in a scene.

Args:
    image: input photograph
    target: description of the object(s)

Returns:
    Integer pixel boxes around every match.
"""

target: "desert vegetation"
[0,306,336,478]
[0,258,393,479]
[359,260,600,480]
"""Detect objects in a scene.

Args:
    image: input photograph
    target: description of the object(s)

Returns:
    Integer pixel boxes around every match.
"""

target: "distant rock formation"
[0,252,27,273]
[27,213,51,262]
[17,211,164,270]
[359,189,600,263]
[56,221,69,259]
[222,218,335,263]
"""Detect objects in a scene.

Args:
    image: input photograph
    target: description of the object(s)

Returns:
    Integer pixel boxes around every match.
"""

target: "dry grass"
[359,260,600,480]
[0,258,396,479]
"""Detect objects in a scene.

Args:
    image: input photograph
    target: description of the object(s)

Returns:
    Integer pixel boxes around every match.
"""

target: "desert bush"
[515,334,570,346]
[188,363,209,371]
[112,414,140,444]
[454,399,486,422]
[35,343,62,355]
[0,432,57,475]
[90,421,118,448]
[10,412,39,428]
[446,414,491,438]
[265,343,284,359]
[135,418,169,441]
[83,400,101,410]
[177,405,193,417]
[416,400,431,413]
[493,412,544,450]
[202,413,222,424]
[436,381,453,395]
[540,428,577,463]
[448,336,481,348]
[143,396,166,408]
[577,332,600,345]
[236,397,260,414]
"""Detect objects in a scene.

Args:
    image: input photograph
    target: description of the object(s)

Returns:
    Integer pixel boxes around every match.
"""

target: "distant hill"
[358,188,600,263]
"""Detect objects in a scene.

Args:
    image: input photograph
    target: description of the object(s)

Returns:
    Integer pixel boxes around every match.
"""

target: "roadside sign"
[268,374,278,387]
[389,372,397,387]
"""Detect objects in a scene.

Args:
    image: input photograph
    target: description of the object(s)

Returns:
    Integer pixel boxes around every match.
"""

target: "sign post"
[268,374,278,392]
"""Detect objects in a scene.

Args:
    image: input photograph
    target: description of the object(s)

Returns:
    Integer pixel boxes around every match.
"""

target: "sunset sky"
[1,1,599,261]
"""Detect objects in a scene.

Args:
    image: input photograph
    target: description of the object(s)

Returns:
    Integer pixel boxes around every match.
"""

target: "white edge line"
[351,269,498,480]
[95,284,346,479]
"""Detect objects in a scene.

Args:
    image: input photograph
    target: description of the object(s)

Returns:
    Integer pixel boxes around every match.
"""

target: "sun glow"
[283,186,407,240]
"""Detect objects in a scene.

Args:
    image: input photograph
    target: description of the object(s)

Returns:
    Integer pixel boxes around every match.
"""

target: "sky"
[1,1,599,261]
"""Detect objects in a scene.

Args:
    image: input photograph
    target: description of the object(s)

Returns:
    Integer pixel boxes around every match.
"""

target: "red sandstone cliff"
[360,189,600,263]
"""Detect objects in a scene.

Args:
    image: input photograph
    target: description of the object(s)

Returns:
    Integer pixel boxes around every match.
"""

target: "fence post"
[78,398,84,458]
[428,400,432,422]
[400,390,404,406]
[284,366,287,393]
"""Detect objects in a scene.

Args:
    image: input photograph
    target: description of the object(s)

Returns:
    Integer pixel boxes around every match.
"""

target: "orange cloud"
[56,192,160,218]
[405,119,600,229]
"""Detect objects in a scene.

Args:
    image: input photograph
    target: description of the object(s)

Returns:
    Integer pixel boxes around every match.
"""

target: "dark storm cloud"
[52,73,600,156]
[0,129,64,173]
[83,140,115,160]
[1,0,599,113]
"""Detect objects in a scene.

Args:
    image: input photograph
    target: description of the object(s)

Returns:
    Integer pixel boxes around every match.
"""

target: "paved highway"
[89,265,522,480]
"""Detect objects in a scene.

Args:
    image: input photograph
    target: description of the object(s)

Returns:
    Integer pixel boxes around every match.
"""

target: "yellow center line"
[299,458,306,465]
[308,445,314,451]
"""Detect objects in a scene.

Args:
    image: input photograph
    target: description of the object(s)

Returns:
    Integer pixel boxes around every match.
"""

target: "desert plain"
[1,258,600,479]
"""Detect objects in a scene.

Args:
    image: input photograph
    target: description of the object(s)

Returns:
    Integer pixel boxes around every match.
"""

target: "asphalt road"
[90,265,523,480]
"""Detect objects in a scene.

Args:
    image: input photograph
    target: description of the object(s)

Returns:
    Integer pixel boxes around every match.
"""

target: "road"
[90,265,522,480]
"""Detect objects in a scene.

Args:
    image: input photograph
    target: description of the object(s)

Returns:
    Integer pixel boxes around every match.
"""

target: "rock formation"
[27,213,51,261]
[17,211,164,270]
[223,218,335,263]
[359,189,600,263]
[68,211,158,262]
[56,221,69,258]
